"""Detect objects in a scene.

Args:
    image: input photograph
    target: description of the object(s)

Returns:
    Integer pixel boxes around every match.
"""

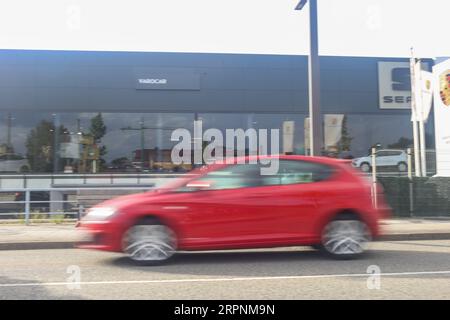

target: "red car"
[77,156,390,265]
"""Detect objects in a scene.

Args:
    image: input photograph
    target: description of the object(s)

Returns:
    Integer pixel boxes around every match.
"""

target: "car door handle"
[162,206,189,210]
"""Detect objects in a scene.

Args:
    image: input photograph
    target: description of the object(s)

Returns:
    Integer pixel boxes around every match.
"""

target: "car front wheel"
[360,163,371,173]
[123,221,177,265]
[321,216,371,259]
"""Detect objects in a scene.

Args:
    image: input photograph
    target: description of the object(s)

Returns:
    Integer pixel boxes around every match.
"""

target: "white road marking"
[1,270,450,288]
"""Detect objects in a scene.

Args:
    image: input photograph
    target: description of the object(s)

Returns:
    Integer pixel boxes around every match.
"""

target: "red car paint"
[77,156,389,253]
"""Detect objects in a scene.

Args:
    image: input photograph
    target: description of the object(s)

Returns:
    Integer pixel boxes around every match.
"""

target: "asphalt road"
[1,240,450,300]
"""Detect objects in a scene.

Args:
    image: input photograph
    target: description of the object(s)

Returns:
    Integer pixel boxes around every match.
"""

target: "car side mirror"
[185,180,213,190]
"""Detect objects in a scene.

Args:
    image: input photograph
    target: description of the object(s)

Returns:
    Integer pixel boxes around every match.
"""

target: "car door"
[253,160,332,241]
[173,160,325,248]
[376,151,389,167]
[6,154,24,172]
[389,151,402,166]
[172,163,272,248]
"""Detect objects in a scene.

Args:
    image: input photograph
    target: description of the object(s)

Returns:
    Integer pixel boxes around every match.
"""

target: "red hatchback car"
[77,156,389,265]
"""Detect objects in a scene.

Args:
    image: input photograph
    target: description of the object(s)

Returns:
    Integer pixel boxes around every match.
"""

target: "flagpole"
[416,63,428,177]
[419,119,427,176]
[410,48,421,177]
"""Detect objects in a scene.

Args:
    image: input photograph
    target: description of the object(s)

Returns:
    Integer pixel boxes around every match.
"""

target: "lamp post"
[295,0,323,156]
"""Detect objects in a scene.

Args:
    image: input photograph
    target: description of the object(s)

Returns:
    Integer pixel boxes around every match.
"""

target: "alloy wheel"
[123,224,176,264]
[322,219,370,257]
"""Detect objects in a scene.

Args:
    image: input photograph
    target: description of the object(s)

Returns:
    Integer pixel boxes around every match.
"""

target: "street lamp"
[295,0,308,10]
[295,0,323,156]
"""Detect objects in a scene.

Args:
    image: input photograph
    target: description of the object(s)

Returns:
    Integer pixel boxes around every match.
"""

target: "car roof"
[376,149,405,152]
[197,155,346,172]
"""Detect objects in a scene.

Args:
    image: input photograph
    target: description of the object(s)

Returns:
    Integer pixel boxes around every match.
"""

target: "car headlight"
[83,207,117,221]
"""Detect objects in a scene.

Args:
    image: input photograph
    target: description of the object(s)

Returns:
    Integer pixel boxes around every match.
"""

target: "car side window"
[262,160,334,186]
[8,154,24,160]
[376,151,389,157]
[177,164,264,192]
[176,160,335,192]
[203,164,263,190]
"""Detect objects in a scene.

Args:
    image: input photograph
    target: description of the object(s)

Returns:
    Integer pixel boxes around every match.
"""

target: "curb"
[379,233,450,241]
[0,241,78,251]
[1,233,450,250]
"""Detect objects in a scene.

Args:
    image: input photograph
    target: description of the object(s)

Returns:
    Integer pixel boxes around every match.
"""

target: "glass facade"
[0,111,434,174]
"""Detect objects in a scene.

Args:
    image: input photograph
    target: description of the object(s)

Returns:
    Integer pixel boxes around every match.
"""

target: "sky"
[0,0,449,58]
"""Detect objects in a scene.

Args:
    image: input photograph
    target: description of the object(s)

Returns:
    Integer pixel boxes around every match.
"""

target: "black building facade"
[0,49,435,173]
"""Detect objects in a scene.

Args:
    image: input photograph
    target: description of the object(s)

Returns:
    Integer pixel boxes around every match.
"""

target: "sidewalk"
[380,218,450,241]
[0,218,450,250]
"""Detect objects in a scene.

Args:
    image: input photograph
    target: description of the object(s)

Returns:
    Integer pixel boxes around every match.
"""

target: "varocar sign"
[134,68,200,90]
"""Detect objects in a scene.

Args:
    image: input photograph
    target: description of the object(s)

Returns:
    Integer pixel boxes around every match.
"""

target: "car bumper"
[76,220,123,252]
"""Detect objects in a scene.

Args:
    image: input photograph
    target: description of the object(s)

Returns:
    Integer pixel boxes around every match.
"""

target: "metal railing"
[0,172,193,189]
[0,186,158,225]
[0,173,196,224]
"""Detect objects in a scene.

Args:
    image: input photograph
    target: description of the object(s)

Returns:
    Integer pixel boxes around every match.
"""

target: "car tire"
[122,219,177,266]
[309,244,323,251]
[321,214,371,260]
[397,162,407,172]
[360,163,371,173]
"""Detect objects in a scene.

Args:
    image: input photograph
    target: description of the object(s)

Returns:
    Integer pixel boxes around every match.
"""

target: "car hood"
[91,188,172,210]
[353,156,369,162]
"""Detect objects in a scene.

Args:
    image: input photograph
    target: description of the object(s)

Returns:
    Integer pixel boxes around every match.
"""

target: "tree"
[338,116,353,153]
[89,113,107,143]
[25,120,67,172]
[388,137,413,149]
[89,113,107,170]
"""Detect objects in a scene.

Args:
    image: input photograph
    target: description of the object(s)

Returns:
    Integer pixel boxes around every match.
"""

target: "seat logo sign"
[439,70,450,107]
[378,62,412,109]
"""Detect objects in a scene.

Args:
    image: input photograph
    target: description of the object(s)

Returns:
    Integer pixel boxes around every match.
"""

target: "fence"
[0,162,449,222]
[378,177,450,217]
[0,173,190,224]
[0,187,156,224]
[369,147,449,217]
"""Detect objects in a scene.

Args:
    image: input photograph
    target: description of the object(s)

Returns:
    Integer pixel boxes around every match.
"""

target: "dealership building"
[0,49,435,174]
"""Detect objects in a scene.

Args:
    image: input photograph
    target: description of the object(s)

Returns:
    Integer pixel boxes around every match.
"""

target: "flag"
[282,121,295,154]
[418,70,434,122]
[324,114,344,150]
[412,60,434,122]
[410,58,419,122]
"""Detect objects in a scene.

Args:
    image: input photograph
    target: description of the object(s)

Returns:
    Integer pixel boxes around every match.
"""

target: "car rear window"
[269,160,335,185]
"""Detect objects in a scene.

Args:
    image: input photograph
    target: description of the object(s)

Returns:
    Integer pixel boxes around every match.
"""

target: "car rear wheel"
[321,216,371,259]
[398,162,407,172]
[123,221,177,265]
